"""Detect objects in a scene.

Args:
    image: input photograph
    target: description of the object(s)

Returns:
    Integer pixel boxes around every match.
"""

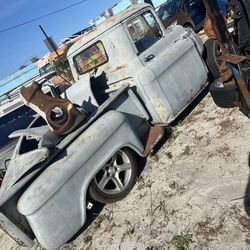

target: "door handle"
[144,54,155,62]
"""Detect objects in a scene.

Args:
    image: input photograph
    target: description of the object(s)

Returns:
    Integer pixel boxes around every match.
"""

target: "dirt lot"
[1,89,250,250]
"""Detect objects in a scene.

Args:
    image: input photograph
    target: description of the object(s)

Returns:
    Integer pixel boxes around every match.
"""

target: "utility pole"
[39,25,60,58]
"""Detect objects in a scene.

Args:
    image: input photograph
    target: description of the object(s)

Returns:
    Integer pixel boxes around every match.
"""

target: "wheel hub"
[107,166,116,176]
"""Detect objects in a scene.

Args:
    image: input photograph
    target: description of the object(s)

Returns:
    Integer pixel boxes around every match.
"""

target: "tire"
[204,38,221,79]
[88,148,138,204]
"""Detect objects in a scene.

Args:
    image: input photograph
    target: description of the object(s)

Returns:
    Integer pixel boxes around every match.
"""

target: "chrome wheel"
[89,148,137,203]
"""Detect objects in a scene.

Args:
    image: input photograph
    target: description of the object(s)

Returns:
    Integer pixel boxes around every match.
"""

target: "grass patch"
[94,214,109,229]
[181,146,191,157]
[170,233,193,250]
[83,235,92,245]
[193,109,204,116]
[125,220,135,237]
[165,152,173,159]
[136,176,154,191]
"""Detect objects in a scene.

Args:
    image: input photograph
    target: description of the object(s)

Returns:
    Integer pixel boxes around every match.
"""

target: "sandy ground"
[1,91,250,250]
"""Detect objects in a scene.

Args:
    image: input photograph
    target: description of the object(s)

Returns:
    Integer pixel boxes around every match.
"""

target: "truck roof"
[67,3,151,58]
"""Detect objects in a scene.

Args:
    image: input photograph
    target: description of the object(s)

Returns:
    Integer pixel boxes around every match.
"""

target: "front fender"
[17,110,145,249]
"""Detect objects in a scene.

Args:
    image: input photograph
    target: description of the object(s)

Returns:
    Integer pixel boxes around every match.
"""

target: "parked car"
[0,3,208,249]
[157,0,206,31]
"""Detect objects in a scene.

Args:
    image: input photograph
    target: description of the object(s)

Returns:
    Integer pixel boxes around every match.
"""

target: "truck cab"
[66,3,207,124]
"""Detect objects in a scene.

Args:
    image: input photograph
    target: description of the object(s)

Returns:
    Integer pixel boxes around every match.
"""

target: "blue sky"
[0,0,116,80]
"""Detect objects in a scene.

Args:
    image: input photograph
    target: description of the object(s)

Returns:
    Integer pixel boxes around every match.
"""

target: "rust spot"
[20,82,86,135]
[221,54,248,64]
[144,126,164,155]
[108,64,127,74]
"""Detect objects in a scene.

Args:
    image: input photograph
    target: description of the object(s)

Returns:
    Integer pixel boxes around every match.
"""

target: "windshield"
[158,0,183,21]
[74,41,108,74]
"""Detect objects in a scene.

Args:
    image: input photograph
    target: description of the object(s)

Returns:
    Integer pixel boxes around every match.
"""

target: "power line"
[0,0,88,33]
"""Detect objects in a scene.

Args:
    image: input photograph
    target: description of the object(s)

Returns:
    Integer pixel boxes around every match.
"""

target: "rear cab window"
[73,41,108,75]
[127,11,162,54]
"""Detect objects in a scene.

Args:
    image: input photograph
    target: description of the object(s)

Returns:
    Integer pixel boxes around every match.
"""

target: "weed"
[181,146,191,156]
[193,109,204,116]
[136,176,154,191]
[152,200,168,218]
[106,222,117,232]
[195,216,224,241]
[165,152,173,159]
[170,233,193,250]
[61,247,72,250]
[195,135,204,142]
[125,220,135,237]
[94,214,109,229]
[83,235,92,245]
[169,181,177,189]
[151,153,159,162]
[165,127,180,141]
[170,130,180,141]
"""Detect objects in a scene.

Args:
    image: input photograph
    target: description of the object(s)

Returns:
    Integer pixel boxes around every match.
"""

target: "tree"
[52,43,73,82]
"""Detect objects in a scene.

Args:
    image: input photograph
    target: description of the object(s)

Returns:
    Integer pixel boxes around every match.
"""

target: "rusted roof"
[67,3,151,57]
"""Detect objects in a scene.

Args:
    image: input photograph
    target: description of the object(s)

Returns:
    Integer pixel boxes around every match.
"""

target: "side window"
[127,11,162,54]
[73,41,108,75]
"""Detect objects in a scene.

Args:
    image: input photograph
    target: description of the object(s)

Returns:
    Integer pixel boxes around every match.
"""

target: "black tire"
[203,38,221,79]
[88,148,138,204]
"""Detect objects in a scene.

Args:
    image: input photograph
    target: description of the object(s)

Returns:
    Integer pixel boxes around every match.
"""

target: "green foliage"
[181,146,191,156]
[192,109,204,116]
[166,127,180,142]
[165,152,173,159]
[83,235,92,245]
[52,43,73,81]
[170,233,193,250]
[94,214,109,229]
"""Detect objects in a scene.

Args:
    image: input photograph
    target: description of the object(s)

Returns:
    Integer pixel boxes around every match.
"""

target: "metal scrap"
[20,81,86,135]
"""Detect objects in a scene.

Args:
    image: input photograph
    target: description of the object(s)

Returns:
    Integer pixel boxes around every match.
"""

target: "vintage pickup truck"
[0,3,208,249]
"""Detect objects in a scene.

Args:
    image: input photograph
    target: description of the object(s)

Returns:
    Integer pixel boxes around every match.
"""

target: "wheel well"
[183,22,195,30]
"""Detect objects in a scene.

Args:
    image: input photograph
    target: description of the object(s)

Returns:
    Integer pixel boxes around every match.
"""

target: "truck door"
[126,10,207,117]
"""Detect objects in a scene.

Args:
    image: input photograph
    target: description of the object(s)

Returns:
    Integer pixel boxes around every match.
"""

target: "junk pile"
[204,0,250,115]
